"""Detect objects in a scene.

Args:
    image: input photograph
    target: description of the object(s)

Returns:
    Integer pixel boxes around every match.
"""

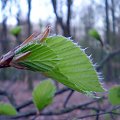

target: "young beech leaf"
[32,79,56,111]
[10,26,21,36]
[88,29,103,46]
[0,102,17,116]
[16,44,60,72]
[15,36,104,93]
[45,36,104,92]
[108,86,120,105]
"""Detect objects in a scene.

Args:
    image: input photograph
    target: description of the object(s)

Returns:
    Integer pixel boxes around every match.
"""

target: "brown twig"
[10,97,106,119]
[63,89,74,108]
[0,89,16,107]
[16,87,71,111]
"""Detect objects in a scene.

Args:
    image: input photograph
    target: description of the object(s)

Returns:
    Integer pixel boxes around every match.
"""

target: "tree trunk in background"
[27,0,32,36]
[111,0,119,81]
[0,17,8,80]
[64,0,72,36]
[105,0,112,81]
[26,0,33,90]
[51,0,73,37]
[16,2,21,45]
[111,0,116,46]
[105,0,110,44]
[1,18,8,53]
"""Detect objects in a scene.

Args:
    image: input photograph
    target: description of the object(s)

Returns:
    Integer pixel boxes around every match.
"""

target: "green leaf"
[108,86,120,105]
[16,43,59,72]
[88,29,103,46]
[0,102,17,116]
[32,79,56,111]
[16,36,104,93]
[10,26,21,36]
[45,36,104,92]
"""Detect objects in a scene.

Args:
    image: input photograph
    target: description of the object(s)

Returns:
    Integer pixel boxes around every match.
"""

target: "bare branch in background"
[97,48,120,71]
[0,89,16,107]
[11,97,106,119]
[51,0,73,36]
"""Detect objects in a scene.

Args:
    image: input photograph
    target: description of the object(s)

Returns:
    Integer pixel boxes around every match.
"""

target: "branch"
[77,105,120,119]
[77,111,120,119]
[0,89,6,95]
[0,89,16,107]
[96,48,120,70]
[63,89,74,108]
[16,87,71,111]
[11,97,105,119]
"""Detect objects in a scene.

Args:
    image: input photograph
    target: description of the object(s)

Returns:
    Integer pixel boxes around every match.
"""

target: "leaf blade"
[108,86,120,105]
[45,36,104,92]
[88,29,103,46]
[15,36,105,93]
[0,102,17,116]
[32,79,56,111]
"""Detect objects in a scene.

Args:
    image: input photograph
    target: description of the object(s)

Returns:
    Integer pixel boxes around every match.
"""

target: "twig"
[110,113,116,120]
[96,110,100,120]
[11,97,105,119]
[16,87,71,111]
[0,89,16,107]
[77,111,120,119]
[77,105,120,119]
[96,48,120,71]
[63,90,74,108]
[16,99,33,111]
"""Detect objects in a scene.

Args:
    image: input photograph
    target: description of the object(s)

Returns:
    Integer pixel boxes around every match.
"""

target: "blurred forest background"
[0,0,120,89]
